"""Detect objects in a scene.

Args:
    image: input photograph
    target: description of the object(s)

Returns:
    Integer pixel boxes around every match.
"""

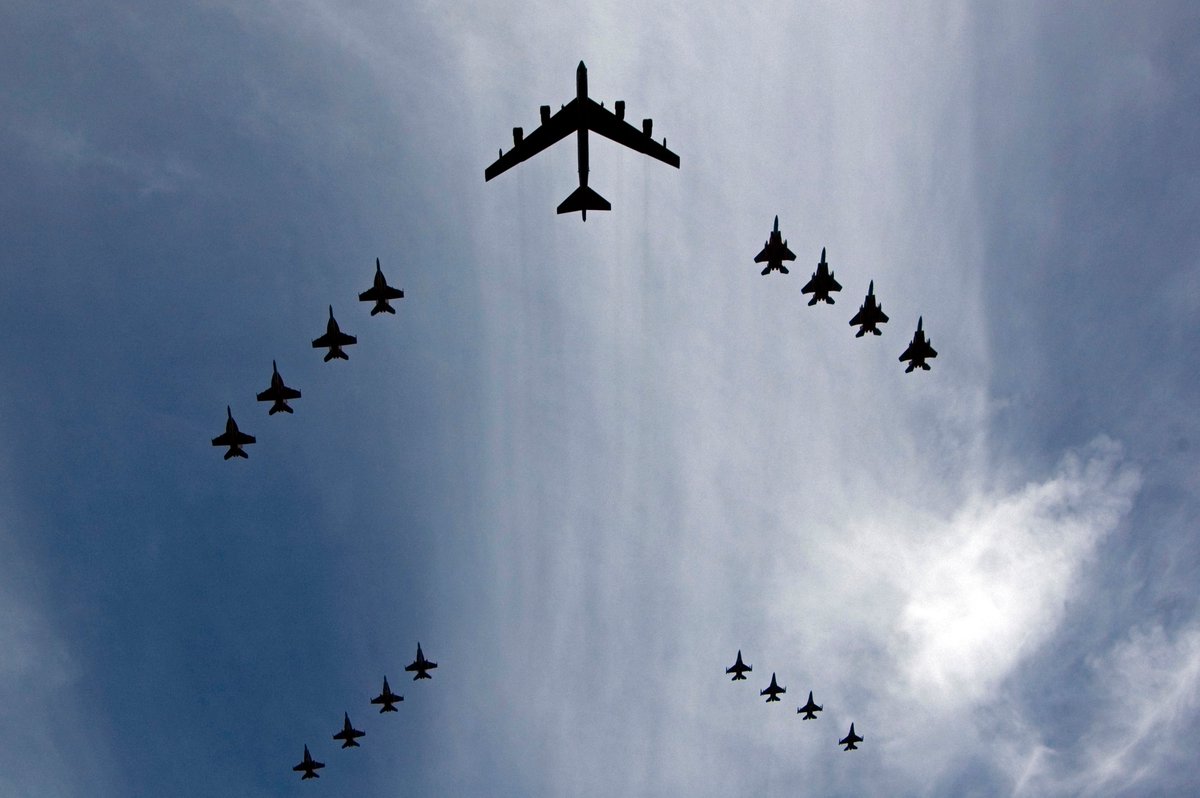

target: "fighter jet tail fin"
[557,185,611,219]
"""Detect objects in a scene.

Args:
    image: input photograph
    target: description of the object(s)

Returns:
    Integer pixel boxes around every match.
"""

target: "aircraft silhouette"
[256,361,301,415]
[849,281,889,336]
[332,712,365,748]
[801,248,842,305]
[754,216,796,275]
[899,316,937,372]
[312,306,357,362]
[371,676,403,712]
[485,61,679,219]
[761,673,786,703]
[726,650,752,681]
[405,642,437,680]
[211,406,255,459]
[292,745,324,779]
[359,258,404,316]
[839,723,863,750]
[797,691,823,719]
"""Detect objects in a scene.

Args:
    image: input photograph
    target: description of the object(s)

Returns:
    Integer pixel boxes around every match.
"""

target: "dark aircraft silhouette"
[899,316,937,372]
[312,306,357,362]
[797,691,823,719]
[405,642,437,679]
[848,281,889,336]
[801,248,842,305]
[485,61,679,219]
[293,745,324,779]
[256,360,301,414]
[211,406,255,459]
[726,650,752,681]
[333,712,365,748]
[839,723,863,750]
[761,673,786,703]
[359,258,404,316]
[754,216,797,275]
[371,676,403,712]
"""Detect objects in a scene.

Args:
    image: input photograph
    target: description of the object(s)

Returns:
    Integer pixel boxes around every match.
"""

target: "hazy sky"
[2,2,1199,796]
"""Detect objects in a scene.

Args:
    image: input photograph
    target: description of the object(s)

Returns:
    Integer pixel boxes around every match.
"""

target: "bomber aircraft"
[801,247,842,305]
[332,712,365,748]
[359,258,405,316]
[754,216,796,275]
[256,361,301,415]
[797,691,823,719]
[848,281,889,336]
[405,642,437,680]
[312,306,357,362]
[371,676,403,712]
[726,650,752,681]
[899,316,938,372]
[211,406,255,459]
[292,745,325,779]
[761,673,786,703]
[485,62,679,219]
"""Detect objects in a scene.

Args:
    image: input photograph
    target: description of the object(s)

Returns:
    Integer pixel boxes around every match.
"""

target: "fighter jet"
[358,258,404,316]
[405,642,437,680]
[211,406,255,459]
[899,316,938,372]
[370,676,403,712]
[848,281,889,337]
[801,248,842,305]
[485,62,679,220]
[332,712,365,748]
[761,673,786,703]
[256,361,301,415]
[797,691,823,720]
[311,306,357,362]
[292,745,324,779]
[839,723,863,751]
[726,650,752,681]
[753,216,797,275]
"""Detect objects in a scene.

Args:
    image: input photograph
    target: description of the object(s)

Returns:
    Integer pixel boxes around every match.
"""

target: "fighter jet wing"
[485,100,581,181]
[359,284,404,302]
[256,385,301,402]
[312,330,357,349]
[849,306,866,327]
[212,429,254,447]
[583,98,680,168]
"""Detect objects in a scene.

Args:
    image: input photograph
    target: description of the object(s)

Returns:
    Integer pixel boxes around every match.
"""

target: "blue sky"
[2,2,1198,795]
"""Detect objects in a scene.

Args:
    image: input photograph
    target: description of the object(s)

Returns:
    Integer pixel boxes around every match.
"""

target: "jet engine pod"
[615,100,625,120]
[642,118,653,137]
[513,127,523,145]
[540,105,551,124]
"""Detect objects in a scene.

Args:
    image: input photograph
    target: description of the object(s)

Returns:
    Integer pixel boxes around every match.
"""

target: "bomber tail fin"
[557,185,611,220]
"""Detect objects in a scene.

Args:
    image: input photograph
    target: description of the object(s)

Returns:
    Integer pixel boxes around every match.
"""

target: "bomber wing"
[583,98,680,168]
[485,100,581,182]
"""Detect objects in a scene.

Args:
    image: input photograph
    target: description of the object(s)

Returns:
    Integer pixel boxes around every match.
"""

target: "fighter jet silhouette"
[405,642,437,680]
[761,673,786,703]
[899,316,937,372]
[848,281,889,337]
[256,361,301,414]
[292,745,324,779]
[726,650,752,681]
[753,216,796,275]
[359,258,404,316]
[797,691,823,719]
[801,248,842,305]
[211,406,255,459]
[312,306,357,362]
[485,62,679,219]
[839,723,863,750]
[332,712,365,748]
[370,676,403,712]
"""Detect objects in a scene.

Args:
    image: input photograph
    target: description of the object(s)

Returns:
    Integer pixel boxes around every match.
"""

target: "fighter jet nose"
[226,405,232,419]
[917,316,924,330]
[376,257,382,271]
[773,215,779,231]
[868,280,874,294]
[578,60,586,70]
